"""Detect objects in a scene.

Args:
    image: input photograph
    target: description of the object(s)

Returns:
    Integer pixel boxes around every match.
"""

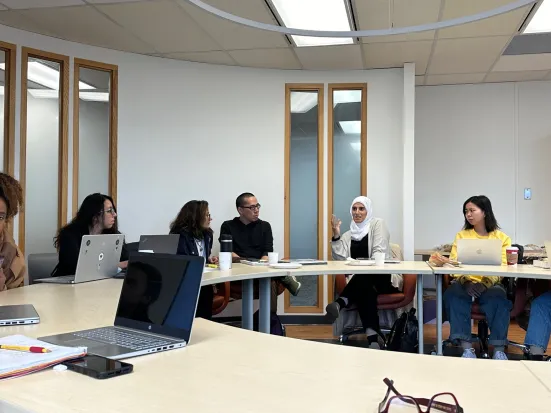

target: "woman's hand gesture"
[331,214,342,238]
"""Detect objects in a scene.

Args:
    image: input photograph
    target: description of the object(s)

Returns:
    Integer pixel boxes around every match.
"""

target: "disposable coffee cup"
[506,246,519,266]
[373,252,385,266]
[268,252,279,265]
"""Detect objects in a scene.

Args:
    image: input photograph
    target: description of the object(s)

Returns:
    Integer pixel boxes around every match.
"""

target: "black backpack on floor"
[386,308,419,353]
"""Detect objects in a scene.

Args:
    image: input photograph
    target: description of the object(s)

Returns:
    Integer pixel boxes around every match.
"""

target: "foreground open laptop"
[139,234,179,254]
[456,239,502,265]
[0,304,39,326]
[36,234,124,284]
[39,252,205,359]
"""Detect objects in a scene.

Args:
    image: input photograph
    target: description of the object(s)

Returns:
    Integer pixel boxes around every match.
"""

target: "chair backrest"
[390,243,403,260]
[125,242,139,254]
[27,253,58,285]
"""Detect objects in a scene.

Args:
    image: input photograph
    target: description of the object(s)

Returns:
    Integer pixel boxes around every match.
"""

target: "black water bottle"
[219,234,232,270]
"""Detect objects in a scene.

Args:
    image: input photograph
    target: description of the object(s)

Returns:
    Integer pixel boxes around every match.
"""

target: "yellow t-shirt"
[449,228,512,288]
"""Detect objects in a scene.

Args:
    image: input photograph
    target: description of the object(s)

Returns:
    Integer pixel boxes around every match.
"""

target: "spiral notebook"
[0,335,86,380]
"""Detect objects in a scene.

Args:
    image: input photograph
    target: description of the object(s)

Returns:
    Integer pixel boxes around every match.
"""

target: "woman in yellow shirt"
[444,195,512,360]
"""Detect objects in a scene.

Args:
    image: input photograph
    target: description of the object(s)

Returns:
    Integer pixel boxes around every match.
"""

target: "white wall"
[415,81,551,248]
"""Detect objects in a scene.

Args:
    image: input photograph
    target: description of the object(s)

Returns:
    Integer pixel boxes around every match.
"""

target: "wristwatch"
[331,235,340,241]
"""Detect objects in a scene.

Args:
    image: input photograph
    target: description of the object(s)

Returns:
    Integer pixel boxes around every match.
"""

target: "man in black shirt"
[220,193,301,309]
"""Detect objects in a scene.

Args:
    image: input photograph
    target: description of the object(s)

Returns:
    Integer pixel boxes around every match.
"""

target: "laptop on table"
[456,239,502,265]
[138,234,179,254]
[39,252,205,359]
[36,234,124,284]
[0,304,40,326]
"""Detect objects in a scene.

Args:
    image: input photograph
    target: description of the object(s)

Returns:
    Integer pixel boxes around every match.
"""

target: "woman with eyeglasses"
[170,200,218,320]
[0,173,26,291]
[326,196,397,348]
[52,193,128,277]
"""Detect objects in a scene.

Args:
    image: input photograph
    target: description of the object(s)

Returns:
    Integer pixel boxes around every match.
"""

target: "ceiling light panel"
[524,0,551,34]
[271,0,354,46]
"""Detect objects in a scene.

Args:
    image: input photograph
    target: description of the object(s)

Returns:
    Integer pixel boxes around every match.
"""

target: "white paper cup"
[268,252,279,265]
[373,252,385,266]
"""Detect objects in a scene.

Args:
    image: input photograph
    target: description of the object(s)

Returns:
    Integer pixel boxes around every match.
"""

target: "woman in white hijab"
[326,196,396,348]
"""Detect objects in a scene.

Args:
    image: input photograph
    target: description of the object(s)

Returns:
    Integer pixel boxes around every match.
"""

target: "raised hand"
[331,214,342,238]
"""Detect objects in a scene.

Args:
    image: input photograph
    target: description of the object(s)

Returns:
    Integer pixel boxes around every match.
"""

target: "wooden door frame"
[326,83,368,303]
[284,84,325,313]
[19,48,70,254]
[72,58,118,215]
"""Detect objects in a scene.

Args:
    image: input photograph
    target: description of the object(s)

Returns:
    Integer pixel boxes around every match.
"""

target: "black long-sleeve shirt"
[219,218,273,260]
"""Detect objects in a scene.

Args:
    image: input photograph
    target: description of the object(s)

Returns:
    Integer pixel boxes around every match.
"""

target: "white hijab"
[349,196,373,241]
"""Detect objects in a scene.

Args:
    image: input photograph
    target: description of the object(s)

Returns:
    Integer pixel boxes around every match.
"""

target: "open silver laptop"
[139,234,179,254]
[39,252,205,359]
[37,234,124,284]
[456,239,503,265]
[0,304,39,326]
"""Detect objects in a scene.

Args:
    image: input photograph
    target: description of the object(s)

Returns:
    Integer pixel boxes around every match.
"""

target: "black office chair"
[125,242,139,254]
[27,253,58,285]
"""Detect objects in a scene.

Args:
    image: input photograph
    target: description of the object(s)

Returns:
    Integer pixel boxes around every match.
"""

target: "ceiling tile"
[415,75,425,85]
[438,7,530,39]
[0,10,57,36]
[295,44,363,70]
[426,73,486,85]
[163,50,236,66]
[17,5,156,53]
[86,0,154,3]
[546,71,551,80]
[175,0,288,50]
[229,48,301,69]
[485,70,549,82]
[357,0,439,43]
[362,40,433,75]
[0,0,84,8]
[428,36,510,74]
[97,0,219,53]
[0,4,7,10]
[492,54,551,72]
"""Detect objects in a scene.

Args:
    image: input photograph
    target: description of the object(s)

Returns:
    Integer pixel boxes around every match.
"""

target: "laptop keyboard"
[74,327,175,351]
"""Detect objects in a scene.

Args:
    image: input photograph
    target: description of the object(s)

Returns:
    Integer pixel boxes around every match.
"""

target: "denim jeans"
[444,281,512,346]
[524,291,551,350]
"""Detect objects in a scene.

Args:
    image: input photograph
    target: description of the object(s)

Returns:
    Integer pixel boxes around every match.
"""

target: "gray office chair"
[27,253,58,285]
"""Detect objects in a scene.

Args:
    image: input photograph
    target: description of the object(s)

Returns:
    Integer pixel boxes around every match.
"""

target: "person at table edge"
[219,192,301,298]
[444,195,512,360]
[0,173,26,291]
[52,193,129,277]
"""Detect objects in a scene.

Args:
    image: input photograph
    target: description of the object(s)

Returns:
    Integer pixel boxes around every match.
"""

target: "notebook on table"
[0,335,86,380]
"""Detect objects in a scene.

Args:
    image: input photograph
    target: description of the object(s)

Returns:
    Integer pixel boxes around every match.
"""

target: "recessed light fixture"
[270,0,353,47]
[339,120,361,134]
[0,62,95,90]
[290,91,318,113]
[523,0,551,34]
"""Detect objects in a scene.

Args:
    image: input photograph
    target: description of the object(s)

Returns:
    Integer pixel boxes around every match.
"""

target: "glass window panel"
[25,57,60,254]
[332,89,362,240]
[0,49,6,172]
[289,90,319,307]
[77,67,111,205]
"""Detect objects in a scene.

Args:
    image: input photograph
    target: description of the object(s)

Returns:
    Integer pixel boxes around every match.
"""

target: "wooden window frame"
[1,40,16,176]
[283,84,325,313]
[19,48,69,253]
[326,83,368,303]
[72,58,118,214]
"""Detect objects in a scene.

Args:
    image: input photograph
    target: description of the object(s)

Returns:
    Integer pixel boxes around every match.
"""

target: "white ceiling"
[0,0,549,86]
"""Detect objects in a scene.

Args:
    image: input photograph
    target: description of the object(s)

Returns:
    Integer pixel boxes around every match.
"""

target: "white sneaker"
[461,348,477,358]
[493,351,508,360]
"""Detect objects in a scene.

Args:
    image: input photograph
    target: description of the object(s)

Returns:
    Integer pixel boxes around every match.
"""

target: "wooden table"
[1,281,551,413]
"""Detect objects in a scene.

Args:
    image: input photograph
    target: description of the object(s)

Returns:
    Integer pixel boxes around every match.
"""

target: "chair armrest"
[217,282,231,314]
[378,274,417,310]
[334,274,347,296]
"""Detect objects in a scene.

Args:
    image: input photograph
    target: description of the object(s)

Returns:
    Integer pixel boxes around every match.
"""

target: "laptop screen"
[114,252,204,341]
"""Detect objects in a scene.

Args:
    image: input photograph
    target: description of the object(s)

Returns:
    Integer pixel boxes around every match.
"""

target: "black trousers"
[195,286,214,320]
[339,274,399,331]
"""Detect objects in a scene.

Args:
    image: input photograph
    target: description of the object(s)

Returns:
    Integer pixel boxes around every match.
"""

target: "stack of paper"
[0,335,86,380]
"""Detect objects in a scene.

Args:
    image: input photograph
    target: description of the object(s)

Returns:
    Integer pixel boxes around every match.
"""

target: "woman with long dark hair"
[444,195,512,360]
[52,193,128,277]
[170,200,218,320]
[0,173,26,290]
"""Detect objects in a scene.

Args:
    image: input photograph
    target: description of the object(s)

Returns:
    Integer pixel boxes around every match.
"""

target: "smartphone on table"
[62,355,133,379]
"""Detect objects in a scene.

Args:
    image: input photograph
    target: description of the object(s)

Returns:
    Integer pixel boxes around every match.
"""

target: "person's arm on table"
[261,222,273,261]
